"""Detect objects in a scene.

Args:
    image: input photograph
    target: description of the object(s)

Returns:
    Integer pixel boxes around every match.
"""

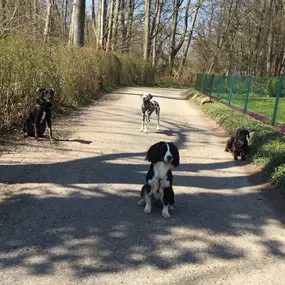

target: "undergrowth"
[0,36,154,133]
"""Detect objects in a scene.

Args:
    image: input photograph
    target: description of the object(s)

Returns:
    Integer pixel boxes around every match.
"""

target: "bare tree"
[143,0,151,60]
[125,0,135,52]
[111,0,120,50]
[175,0,201,78]
[207,0,240,74]
[106,0,115,51]
[96,0,107,49]
[44,0,53,43]
[151,0,164,67]
[69,0,86,46]
[63,0,69,36]
[168,0,192,74]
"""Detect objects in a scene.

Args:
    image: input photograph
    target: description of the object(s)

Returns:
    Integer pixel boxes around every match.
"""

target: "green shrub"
[267,78,279,97]
[0,36,154,132]
[272,165,285,190]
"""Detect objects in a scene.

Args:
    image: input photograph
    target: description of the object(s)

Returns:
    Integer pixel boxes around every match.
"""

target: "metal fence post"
[209,74,215,97]
[271,76,283,126]
[198,74,202,92]
[202,74,207,94]
[217,75,222,99]
[228,75,235,106]
[195,74,200,91]
[244,74,252,112]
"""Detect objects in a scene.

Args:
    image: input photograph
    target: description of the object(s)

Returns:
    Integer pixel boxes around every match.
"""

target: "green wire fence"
[195,73,285,127]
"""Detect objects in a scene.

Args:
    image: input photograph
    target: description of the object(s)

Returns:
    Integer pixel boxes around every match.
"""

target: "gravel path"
[0,87,285,285]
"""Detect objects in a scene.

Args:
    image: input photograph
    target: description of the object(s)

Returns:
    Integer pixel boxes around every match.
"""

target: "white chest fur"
[148,162,171,200]
[40,111,46,123]
[154,162,171,179]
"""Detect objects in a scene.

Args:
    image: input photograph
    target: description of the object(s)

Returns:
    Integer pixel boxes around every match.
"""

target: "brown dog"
[225,128,250,160]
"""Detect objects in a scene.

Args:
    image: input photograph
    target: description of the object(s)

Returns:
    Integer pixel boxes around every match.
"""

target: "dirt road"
[0,87,285,285]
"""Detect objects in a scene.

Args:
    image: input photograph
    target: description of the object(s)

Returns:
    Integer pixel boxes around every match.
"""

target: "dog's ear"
[49,88,54,97]
[245,130,250,138]
[146,141,163,163]
[169,142,180,167]
[149,94,153,99]
[36,88,44,94]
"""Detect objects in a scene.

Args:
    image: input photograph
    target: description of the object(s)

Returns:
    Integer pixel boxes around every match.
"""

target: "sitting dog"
[225,128,250,160]
[140,92,160,132]
[138,141,180,218]
[23,88,54,141]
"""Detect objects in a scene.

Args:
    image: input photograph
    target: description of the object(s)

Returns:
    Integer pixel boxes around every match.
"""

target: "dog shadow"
[160,129,175,136]
[33,135,92,145]
[54,138,93,144]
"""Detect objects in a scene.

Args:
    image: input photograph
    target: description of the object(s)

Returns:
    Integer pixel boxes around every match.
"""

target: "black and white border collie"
[140,93,160,133]
[139,141,180,218]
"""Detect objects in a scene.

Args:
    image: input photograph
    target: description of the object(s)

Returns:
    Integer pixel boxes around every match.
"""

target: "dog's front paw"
[144,129,148,133]
[156,126,160,131]
[144,206,151,214]
[140,128,143,132]
[162,210,171,218]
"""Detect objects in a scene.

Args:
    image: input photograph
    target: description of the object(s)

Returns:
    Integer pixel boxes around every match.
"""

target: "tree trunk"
[168,0,180,73]
[73,0,85,46]
[43,0,52,43]
[99,0,107,49]
[96,0,101,47]
[106,0,115,51]
[33,0,37,40]
[63,0,68,36]
[69,0,85,47]
[111,0,120,50]
[120,0,127,50]
[208,0,236,74]
[260,0,273,76]
[103,0,108,47]
[175,0,200,79]
[91,0,96,40]
[172,0,191,56]
[143,0,151,60]
[125,0,135,52]
[152,0,163,67]
[253,1,266,76]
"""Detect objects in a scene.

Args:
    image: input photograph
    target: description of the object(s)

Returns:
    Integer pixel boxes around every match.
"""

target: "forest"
[1,0,285,130]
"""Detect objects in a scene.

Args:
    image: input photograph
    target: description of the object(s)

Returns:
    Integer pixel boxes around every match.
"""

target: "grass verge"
[188,88,285,192]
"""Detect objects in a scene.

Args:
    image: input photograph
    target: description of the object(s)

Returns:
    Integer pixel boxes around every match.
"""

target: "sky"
[86,0,94,10]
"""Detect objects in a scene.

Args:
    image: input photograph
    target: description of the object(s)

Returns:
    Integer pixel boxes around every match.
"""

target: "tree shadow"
[1,99,284,278]
[0,186,284,277]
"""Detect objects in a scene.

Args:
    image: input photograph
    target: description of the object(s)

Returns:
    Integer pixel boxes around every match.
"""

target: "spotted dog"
[139,141,180,218]
[23,88,54,141]
[140,92,160,132]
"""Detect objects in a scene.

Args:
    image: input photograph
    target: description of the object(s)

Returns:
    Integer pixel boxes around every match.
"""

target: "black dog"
[138,141,180,218]
[140,93,160,133]
[225,128,250,160]
[23,88,54,140]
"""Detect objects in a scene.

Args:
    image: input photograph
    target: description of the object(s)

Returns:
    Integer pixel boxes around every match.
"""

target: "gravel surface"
[0,87,285,285]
